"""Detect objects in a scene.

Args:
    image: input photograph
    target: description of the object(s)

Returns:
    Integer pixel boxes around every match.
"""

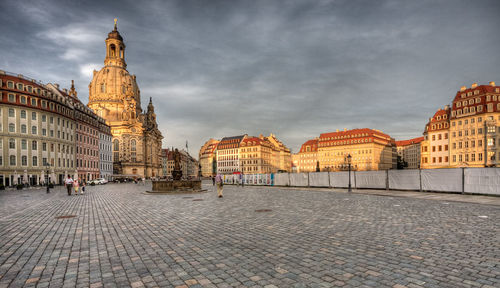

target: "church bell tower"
[104,19,127,68]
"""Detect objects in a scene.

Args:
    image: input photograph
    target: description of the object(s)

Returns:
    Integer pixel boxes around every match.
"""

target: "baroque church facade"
[88,21,163,178]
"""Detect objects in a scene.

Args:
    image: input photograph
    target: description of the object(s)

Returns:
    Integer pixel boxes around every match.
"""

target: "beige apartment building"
[421,106,450,169]
[265,133,292,172]
[203,133,292,175]
[449,82,500,167]
[0,72,77,186]
[317,128,397,171]
[295,138,319,172]
[240,137,274,174]
[396,137,424,169]
[216,135,246,174]
[199,139,219,177]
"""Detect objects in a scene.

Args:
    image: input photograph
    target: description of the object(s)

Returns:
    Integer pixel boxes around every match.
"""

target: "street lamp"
[45,163,51,193]
[241,160,244,187]
[347,154,352,193]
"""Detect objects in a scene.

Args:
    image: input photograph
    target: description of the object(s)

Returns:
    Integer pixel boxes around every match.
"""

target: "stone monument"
[149,149,203,193]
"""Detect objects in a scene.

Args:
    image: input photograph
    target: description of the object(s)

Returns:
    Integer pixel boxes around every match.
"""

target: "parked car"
[89,178,108,185]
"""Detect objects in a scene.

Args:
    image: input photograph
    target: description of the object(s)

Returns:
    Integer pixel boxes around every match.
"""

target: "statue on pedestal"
[172,149,182,180]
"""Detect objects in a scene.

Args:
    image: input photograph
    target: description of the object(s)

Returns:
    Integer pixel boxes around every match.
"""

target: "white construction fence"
[221,168,500,196]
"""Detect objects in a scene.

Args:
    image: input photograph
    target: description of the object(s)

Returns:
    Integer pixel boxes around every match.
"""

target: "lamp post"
[45,163,51,193]
[347,154,352,193]
[241,160,244,187]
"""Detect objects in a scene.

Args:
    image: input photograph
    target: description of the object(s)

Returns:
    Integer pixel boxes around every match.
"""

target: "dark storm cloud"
[1,0,499,154]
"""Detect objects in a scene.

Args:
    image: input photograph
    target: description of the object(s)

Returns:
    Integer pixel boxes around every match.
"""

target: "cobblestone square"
[0,182,498,288]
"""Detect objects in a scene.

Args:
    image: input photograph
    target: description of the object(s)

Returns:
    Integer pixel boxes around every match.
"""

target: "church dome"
[88,65,140,104]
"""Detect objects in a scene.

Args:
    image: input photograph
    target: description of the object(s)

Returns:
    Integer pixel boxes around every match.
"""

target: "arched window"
[9,139,15,149]
[131,139,137,162]
[130,140,136,151]
[22,156,27,166]
[32,126,37,135]
[20,110,26,119]
[110,44,116,57]
[9,123,15,133]
[21,139,27,150]
[113,139,119,162]
[10,155,16,166]
[120,46,124,58]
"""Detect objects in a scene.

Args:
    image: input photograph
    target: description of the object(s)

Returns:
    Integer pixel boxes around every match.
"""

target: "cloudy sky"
[1,0,499,155]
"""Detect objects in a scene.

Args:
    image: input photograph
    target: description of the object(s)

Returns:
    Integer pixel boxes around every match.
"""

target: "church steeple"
[69,80,77,97]
[104,19,126,68]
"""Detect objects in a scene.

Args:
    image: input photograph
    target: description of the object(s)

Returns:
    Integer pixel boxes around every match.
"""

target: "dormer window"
[7,81,14,88]
[461,93,466,98]
[474,90,479,95]
[17,83,23,90]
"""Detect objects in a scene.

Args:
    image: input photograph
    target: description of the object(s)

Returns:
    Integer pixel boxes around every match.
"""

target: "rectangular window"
[20,96,27,104]
[32,156,37,167]
[8,94,15,102]
[453,155,456,162]
[31,112,37,120]
[445,156,448,162]
[445,145,448,151]
[444,133,448,139]
[478,140,482,147]
[471,154,475,161]
[479,153,483,161]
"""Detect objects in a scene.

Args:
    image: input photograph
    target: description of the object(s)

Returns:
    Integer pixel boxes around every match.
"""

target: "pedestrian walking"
[65,175,74,196]
[142,177,146,185]
[81,180,86,194]
[212,176,215,186]
[73,178,80,195]
[215,174,223,198]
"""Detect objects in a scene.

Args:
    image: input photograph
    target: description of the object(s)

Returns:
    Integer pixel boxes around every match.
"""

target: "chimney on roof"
[471,83,478,88]
[460,86,466,91]
[490,81,496,87]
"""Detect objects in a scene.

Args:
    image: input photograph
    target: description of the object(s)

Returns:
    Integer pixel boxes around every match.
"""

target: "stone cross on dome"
[114,18,117,30]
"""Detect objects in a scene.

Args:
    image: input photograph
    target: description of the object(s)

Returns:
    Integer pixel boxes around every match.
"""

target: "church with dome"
[88,20,163,178]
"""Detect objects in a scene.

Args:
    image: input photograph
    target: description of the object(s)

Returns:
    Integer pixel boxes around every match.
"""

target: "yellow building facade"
[317,128,397,171]
[199,139,219,177]
[88,22,163,178]
[449,83,500,167]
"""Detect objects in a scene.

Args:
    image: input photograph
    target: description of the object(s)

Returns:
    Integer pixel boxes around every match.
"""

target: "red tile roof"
[395,137,424,147]
[299,139,318,153]
[318,128,393,148]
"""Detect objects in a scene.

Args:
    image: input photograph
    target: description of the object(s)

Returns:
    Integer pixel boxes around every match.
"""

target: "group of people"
[64,175,86,196]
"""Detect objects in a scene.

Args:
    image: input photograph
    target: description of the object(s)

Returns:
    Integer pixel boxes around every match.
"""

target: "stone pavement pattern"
[0,182,499,288]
